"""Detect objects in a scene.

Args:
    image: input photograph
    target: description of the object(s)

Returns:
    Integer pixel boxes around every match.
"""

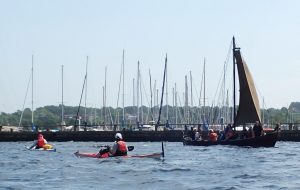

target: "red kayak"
[74,142,165,159]
[74,151,163,159]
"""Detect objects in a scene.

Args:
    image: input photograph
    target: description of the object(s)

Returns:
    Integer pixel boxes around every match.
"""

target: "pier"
[1,129,300,142]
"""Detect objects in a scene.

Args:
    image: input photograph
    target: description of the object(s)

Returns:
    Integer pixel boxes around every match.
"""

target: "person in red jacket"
[29,134,48,149]
[208,129,218,142]
[110,133,128,156]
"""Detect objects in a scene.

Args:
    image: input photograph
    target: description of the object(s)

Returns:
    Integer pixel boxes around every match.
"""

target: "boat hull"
[26,147,56,152]
[74,151,163,159]
[183,131,278,147]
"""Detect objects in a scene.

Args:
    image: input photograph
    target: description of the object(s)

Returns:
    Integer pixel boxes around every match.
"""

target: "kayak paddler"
[110,133,128,156]
[29,133,48,149]
[100,133,128,156]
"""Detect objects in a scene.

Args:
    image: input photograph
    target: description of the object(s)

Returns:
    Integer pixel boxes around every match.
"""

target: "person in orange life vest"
[208,129,218,142]
[29,134,48,149]
[110,133,128,156]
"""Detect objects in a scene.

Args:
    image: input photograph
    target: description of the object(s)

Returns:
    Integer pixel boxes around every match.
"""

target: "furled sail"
[234,49,261,126]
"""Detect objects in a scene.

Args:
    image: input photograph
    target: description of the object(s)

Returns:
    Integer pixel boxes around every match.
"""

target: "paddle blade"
[161,142,165,158]
[128,146,134,151]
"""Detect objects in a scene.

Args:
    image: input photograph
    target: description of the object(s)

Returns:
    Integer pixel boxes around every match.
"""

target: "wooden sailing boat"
[183,37,278,147]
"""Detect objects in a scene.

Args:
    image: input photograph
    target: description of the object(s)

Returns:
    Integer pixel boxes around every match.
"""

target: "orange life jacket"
[209,132,218,142]
[37,137,45,148]
[115,141,127,156]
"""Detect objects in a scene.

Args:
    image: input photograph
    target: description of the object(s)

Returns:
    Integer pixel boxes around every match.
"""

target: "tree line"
[0,103,299,130]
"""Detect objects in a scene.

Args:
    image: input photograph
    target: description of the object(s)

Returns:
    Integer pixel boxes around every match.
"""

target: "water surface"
[0,141,299,190]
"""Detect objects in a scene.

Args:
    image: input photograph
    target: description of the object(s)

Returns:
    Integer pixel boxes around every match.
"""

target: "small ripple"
[154,167,191,172]
[233,173,256,179]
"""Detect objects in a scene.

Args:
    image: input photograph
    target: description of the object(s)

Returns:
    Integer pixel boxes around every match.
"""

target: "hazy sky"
[0,0,299,113]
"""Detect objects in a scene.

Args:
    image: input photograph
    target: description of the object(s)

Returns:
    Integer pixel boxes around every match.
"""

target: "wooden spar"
[156,54,167,130]
[232,36,236,126]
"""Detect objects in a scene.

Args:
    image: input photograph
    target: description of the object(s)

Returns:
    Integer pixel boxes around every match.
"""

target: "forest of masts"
[22,47,268,129]
[71,51,236,129]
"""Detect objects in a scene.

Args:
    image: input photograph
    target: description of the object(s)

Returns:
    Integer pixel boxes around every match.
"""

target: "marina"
[1,0,300,189]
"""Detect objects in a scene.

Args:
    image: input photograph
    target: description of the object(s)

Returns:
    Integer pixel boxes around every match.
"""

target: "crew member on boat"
[224,124,234,140]
[253,121,263,138]
[208,129,218,142]
[194,128,201,141]
[110,133,128,156]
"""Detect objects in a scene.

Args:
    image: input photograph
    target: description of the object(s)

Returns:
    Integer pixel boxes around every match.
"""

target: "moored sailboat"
[183,37,278,147]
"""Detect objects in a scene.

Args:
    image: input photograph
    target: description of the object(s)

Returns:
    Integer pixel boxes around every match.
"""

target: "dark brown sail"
[234,49,261,126]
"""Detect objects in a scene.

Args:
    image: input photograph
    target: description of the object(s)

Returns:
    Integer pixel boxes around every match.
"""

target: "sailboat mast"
[61,65,64,125]
[137,61,140,125]
[175,83,178,124]
[149,70,153,121]
[232,37,236,125]
[122,50,125,127]
[185,75,188,123]
[133,78,135,107]
[102,86,105,125]
[172,87,174,124]
[31,54,34,129]
[203,58,206,122]
[140,67,143,124]
[190,71,193,123]
[85,56,88,125]
[156,54,167,128]
[166,60,168,121]
[104,66,107,126]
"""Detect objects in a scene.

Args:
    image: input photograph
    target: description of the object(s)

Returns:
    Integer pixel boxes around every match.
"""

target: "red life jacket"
[209,132,218,142]
[37,137,45,148]
[115,140,127,156]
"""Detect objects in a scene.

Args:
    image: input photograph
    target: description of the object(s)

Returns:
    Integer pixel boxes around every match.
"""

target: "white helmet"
[115,133,122,140]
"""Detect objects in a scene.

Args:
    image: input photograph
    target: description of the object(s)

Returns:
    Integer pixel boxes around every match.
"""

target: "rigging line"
[108,106,114,126]
[197,63,205,123]
[116,57,123,108]
[211,41,232,109]
[177,91,184,124]
[253,73,269,110]
[115,57,123,124]
[216,64,229,107]
[198,63,204,107]
[192,79,200,107]
[140,72,151,108]
[18,74,32,127]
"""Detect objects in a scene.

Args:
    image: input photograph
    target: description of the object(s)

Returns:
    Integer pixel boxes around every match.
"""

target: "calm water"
[0,141,300,190]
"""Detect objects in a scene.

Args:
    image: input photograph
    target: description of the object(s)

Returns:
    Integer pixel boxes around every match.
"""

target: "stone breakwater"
[0,130,299,142]
[0,131,183,142]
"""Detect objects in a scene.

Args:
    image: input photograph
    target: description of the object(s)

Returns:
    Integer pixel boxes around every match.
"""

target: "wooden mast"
[232,36,236,126]
[156,54,167,130]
